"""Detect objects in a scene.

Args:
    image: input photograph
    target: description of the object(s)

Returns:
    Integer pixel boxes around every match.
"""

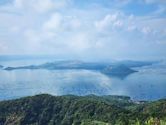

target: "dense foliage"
[0,94,166,125]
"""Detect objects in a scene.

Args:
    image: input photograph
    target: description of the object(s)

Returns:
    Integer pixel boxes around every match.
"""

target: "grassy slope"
[0,94,166,125]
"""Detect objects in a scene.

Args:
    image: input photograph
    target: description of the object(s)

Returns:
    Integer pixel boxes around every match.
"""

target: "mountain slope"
[0,94,166,125]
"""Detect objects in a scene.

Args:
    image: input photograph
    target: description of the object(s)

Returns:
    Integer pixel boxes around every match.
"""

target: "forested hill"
[0,94,166,125]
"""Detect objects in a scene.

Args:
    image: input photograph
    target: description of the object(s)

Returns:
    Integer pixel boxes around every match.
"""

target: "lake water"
[0,59,166,101]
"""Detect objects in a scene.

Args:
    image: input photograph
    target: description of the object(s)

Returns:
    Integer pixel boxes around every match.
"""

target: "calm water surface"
[0,60,166,101]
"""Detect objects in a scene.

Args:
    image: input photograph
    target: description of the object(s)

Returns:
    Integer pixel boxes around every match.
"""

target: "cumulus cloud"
[0,0,165,60]
[95,13,123,31]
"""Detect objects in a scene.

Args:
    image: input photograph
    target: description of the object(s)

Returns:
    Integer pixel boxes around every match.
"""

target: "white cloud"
[14,0,23,8]
[43,13,63,31]
[141,26,152,34]
[95,13,124,31]
[33,0,54,13]
[14,0,69,13]
[69,18,81,29]
[68,33,91,51]
[0,0,165,60]
[127,25,137,31]
[0,42,8,53]
[113,20,123,27]
[10,26,20,33]
[24,29,41,43]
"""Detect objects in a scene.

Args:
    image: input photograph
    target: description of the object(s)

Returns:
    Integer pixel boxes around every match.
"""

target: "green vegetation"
[0,94,166,125]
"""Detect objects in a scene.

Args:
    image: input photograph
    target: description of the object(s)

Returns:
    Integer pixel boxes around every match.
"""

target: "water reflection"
[0,61,166,101]
[0,69,113,100]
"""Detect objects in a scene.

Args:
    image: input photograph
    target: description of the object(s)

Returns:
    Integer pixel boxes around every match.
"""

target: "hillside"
[0,94,166,125]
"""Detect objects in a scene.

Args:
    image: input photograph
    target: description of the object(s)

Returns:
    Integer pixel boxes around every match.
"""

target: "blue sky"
[0,0,166,61]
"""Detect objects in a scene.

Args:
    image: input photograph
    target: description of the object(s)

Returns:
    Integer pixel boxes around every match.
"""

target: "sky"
[0,0,166,61]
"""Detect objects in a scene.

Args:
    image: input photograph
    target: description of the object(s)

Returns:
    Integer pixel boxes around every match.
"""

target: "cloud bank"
[0,0,166,60]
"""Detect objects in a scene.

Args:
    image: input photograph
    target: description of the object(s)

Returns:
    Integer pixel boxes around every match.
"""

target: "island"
[102,64,138,78]
[3,60,155,78]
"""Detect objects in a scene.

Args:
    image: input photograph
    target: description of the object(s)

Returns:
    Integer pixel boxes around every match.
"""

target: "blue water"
[0,59,166,101]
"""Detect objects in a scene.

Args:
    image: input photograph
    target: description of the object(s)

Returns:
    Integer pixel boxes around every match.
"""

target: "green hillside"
[0,94,166,125]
